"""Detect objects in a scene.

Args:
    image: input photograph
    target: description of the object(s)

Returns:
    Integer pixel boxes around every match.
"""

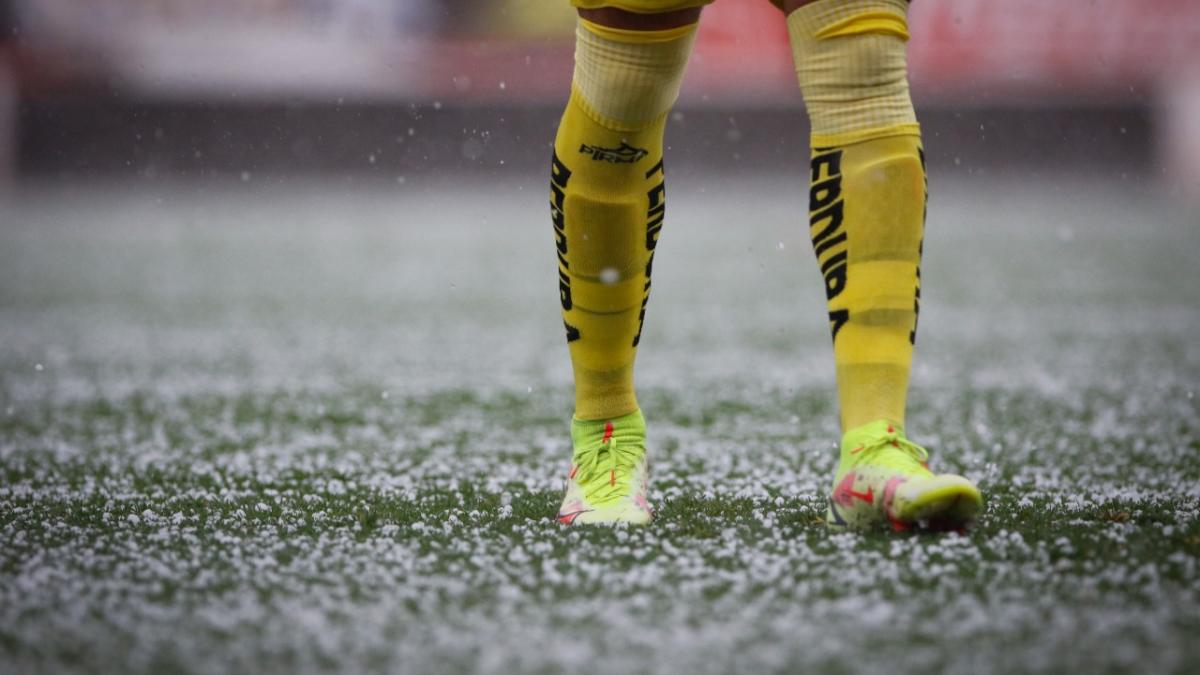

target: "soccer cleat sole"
[557,504,651,526]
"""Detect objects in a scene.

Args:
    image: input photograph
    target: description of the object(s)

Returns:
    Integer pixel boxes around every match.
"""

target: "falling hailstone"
[599,267,620,285]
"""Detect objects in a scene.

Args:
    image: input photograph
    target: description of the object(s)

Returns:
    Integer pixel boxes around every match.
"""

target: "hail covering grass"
[1,174,1197,674]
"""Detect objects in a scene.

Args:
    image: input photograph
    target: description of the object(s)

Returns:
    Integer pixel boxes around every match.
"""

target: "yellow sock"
[788,0,925,432]
[550,19,696,421]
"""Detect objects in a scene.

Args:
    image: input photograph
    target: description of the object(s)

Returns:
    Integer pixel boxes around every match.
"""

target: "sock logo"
[809,148,849,341]
[579,141,649,164]
[551,150,580,343]
[632,159,665,348]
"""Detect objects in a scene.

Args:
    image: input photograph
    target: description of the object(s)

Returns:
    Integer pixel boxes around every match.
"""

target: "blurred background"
[5,6,1200,674]
[1,0,1199,192]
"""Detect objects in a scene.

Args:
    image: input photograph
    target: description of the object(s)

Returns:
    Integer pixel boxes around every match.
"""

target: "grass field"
[1,172,1198,674]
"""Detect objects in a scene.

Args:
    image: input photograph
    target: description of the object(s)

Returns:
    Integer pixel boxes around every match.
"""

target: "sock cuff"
[572,18,697,132]
[811,123,921,149]
[788,0,909,41]
[788,0,918,144]
[579,18,697,44]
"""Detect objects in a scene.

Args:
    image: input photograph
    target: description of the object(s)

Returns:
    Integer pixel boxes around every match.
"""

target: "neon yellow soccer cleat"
[825,419,983,531]
[556,409,652,525]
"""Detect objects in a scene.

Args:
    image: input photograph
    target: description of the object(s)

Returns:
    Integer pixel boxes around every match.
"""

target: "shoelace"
[572,428,642,504]
[848,426,930,471]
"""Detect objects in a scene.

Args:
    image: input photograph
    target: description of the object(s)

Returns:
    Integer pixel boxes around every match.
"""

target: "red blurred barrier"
[428,0,1200,107]
[693,0,1200,105]
[11,0,1200,107]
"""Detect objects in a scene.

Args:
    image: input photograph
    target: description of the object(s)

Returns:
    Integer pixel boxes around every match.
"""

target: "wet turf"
[1,176,1198,674]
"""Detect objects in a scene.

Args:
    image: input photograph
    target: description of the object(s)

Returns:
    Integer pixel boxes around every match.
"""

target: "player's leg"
[552,1,704,525]
[783,0,982,530]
